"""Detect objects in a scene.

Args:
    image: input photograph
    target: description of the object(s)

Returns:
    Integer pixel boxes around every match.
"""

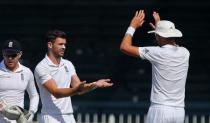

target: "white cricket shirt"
[139,45,190,107]
[0,60,39,112]
[34,55,76,114]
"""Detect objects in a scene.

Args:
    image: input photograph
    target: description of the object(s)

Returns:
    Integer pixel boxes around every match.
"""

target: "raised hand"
[149,11,160,29]
[129,10,145,29]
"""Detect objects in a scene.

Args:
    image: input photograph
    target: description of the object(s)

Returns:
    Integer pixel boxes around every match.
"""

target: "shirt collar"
[0,60,23,73]
[162,44,177,48]
[45,54,65,67]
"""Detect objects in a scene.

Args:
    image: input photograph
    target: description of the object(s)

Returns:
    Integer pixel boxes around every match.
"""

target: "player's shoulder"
[179,46,190,56]
[20,64,33,75]
[140,46,161,54]
[62,58,74,66]
[142,46,161,50]
[34,57,48,71]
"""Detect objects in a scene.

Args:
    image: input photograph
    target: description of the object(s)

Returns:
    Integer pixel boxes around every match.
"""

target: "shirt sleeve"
[138,47,161,63]
[34,65,52,85]
[26,69,39,113]
[68,61,76,76]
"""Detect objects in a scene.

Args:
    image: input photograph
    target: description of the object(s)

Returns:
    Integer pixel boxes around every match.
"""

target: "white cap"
[148,20,182,38]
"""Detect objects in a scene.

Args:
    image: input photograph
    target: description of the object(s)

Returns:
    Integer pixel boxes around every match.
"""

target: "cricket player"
[120,10,190,123]
[34,30,113,123]
[0,40,39,123]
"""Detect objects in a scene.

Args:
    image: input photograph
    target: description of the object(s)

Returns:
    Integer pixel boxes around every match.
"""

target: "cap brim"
[148,29,182,38]
[3,49,20,55]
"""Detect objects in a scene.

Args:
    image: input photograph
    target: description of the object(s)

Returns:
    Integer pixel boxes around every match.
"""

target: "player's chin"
[6,63,16,69]
[59,52,65,57]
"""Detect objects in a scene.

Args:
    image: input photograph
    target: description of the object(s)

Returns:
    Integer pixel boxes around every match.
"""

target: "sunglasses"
[4,53,18,58]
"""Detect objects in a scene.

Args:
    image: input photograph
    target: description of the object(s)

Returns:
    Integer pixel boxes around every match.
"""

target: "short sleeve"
[34,65,52,85]
[67,61,76,76]
[139,47,161,63]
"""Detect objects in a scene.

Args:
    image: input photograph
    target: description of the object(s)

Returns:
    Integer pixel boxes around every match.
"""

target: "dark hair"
[45,30,67,43]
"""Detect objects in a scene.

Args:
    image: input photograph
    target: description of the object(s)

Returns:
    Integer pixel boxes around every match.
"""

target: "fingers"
[96,79,113,88]
[140,20,145,26]
[81,80,86,84]
[153,11,160,18]
[153,11,160,23]
[149,11,160,29]
[101,79,111,82]
[149,22,156,29]
[135,11,138,17]
[130,10,145,28]
[135,10,145,19]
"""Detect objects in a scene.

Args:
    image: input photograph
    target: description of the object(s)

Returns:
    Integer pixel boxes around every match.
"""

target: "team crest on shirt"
[64,66,69,72]
[21,73,24,81]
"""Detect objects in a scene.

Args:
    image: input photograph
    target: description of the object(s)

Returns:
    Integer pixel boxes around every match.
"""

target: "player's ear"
[18,51,22,58]
[47,42,53,49]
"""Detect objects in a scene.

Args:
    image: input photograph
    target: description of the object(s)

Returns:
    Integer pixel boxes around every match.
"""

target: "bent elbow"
[52,91,63,99]
[120,44,129,54]
[54,94,63,99]
[120,44,127,52]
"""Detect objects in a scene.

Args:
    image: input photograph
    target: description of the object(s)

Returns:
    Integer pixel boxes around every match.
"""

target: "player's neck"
[47,52,61,65]
[159,39,176,46]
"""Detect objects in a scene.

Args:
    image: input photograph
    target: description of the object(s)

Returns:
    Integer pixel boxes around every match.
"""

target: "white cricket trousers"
[146,103,185,123]
[38,113,76,123]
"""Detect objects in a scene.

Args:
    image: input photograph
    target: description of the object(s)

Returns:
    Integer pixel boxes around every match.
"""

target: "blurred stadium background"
[0,0,210,122]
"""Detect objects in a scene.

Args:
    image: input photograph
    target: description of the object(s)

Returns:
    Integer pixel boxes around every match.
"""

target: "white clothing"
[0,60,39,122]
[38,113,76,123]
[34,55,76,115]
[146,103,185,123]
[139,45,190,107]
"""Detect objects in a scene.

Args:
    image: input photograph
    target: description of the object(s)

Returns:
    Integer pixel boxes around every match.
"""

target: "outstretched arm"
[34,66,86,99]
[43,79,86,98]
[120,10,145,57]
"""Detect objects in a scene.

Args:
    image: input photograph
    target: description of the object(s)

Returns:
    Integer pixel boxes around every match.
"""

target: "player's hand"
[25,110,34,123]
[76,81,87,91]
[149,11,160,29]
[77,81,96,95]
[1,105,22,120]
[129,10,145,29]
[94,79,113,88]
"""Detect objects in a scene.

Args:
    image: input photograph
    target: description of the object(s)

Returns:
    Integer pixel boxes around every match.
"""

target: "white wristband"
[126,26,136,36]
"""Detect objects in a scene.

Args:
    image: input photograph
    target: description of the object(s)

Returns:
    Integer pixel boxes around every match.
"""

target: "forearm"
[29,94,39,113]
[120,34,133,51]
[81,82,97,91]
[52,87,79,98]
[120,31,140,57]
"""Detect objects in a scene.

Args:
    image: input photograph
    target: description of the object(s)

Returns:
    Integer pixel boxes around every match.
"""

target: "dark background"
[0,0,209,112]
